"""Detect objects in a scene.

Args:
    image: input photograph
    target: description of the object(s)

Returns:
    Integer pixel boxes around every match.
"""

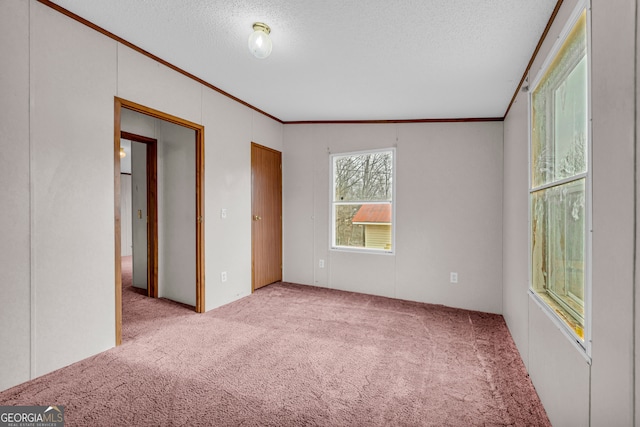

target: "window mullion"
[530,172,588,193]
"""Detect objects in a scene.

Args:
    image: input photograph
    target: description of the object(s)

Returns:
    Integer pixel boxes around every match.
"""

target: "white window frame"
[330,147,396,254]
[528,0,592,360]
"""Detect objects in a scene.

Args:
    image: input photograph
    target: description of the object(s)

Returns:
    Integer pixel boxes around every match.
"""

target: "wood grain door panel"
[251,143,282,291]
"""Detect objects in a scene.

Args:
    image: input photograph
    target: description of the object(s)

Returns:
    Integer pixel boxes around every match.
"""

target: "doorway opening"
[120,132,158,298]
[114,97,205,346]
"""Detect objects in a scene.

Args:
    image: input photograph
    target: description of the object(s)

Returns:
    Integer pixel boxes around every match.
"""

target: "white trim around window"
[330,147,396,255]
[528,0,592,359]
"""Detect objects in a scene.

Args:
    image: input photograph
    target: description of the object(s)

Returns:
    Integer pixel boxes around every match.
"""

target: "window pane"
[334,204,366,248]
[532,10,587,188]
[334,203,393,250]
[334,151,393,202]
[531,179,585,339]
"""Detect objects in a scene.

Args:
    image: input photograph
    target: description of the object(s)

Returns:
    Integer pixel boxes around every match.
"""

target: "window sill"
[330,246,395,256]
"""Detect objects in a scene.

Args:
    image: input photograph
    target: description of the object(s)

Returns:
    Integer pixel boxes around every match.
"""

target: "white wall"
[0,0,31,391]
[501,86,530,368]
[120,174,133,257]
[157,121,196,306]
[283,122,504,314]
[130,141,147,288]
[29,0,117,381]
[636,7,640,424]
[0,0,282,391]
[502,0,637,425]
[589,0,636,423]
[120,139,132,174]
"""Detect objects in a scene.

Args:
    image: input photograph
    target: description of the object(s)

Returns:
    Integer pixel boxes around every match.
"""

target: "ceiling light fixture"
[120,147,126,158]
[248,22,272,59]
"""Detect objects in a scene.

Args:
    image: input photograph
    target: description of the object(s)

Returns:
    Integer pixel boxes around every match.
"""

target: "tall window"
[331,148,395,253]
[530,6,590,348]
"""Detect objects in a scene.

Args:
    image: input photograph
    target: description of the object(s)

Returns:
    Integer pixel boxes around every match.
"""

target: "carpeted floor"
[0,256,550,426]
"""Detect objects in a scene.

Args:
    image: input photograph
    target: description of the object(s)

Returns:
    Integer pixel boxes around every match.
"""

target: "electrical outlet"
[319,259,325,268]
[220,208,227,219]
[450,272,458,284]
[221,271,227,282]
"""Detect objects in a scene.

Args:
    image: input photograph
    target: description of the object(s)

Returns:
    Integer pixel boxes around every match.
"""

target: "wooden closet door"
[251,143,282,290]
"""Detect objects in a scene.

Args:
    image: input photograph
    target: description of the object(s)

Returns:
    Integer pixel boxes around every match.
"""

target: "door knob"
[253,215,262,221]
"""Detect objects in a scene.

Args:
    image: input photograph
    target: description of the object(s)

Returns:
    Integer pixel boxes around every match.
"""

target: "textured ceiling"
[49,0,558,122]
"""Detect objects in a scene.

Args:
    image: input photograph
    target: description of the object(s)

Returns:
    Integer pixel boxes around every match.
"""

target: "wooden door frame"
[121,131,158,299]
[251,142,283,292]
[114,97,205,346]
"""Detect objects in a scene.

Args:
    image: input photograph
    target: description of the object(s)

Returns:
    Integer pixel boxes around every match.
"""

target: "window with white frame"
[529,4,590,348]
[331,148,395,253]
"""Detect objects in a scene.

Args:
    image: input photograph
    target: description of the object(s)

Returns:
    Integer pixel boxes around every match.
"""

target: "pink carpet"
[0,256,550,426]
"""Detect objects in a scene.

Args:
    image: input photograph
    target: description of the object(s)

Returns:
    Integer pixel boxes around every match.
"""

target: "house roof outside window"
[352,204,392,225]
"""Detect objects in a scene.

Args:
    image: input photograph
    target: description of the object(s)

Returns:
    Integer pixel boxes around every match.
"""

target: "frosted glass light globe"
[248,23,272,59]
